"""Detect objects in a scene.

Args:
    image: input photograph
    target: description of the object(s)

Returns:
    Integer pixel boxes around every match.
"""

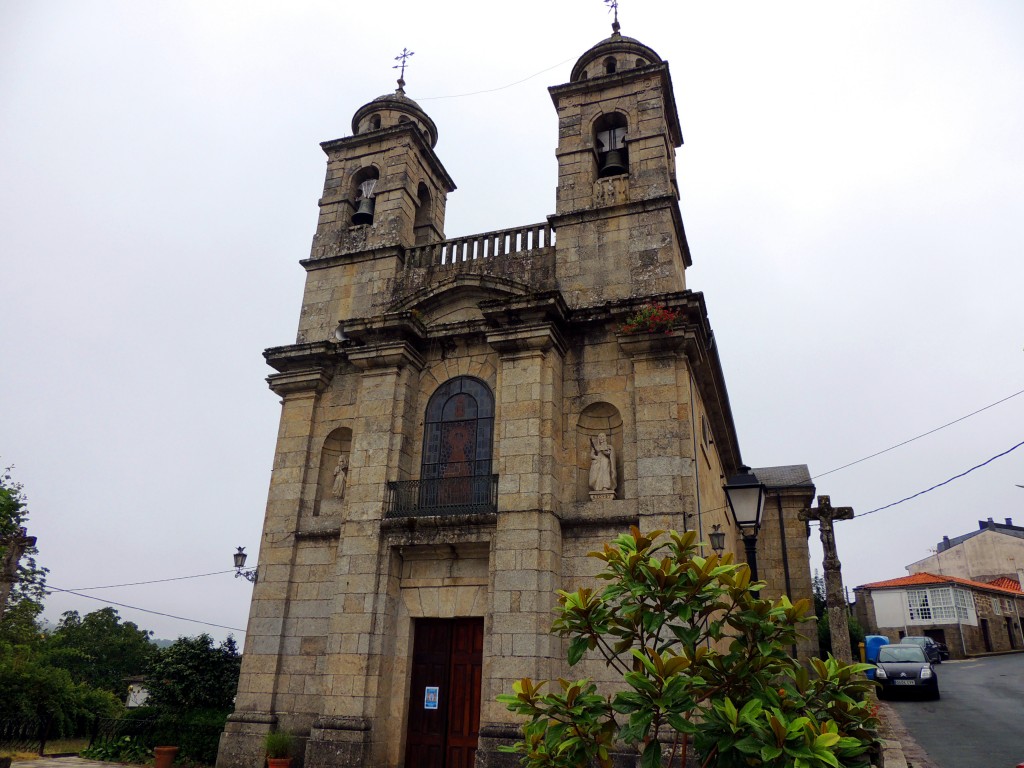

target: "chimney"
[941,536,950,551]
[1006,517,1013,526]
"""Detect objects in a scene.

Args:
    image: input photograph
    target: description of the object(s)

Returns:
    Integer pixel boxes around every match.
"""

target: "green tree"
[145,634,241,712]
[0,466,48,641]
[45,608,157,697]
[499,528,877,768]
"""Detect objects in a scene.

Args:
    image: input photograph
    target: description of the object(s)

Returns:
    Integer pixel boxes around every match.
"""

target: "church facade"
[217,27,816,768]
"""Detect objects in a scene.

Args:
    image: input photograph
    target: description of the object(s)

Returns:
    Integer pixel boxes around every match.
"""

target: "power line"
[854,439,1024,520]
[65,569,239,591]
[695,388,1024,523]
[810,387,1024,481]
[418,57,576,101]
[45,585,246,634]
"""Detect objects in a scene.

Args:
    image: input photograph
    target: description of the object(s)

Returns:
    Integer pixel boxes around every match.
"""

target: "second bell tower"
[548,26,692,307]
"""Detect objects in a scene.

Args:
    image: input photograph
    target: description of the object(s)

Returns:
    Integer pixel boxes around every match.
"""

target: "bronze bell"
[352,196,375,225]
[600,149,627,176]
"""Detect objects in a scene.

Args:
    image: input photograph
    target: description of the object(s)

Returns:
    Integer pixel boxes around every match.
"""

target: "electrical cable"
[809,386,1024,481]
[45,584,246,633]
[417,57,576,100]
[706,387,1024,518]
[853,439,1024,519]
[65,569,239,591]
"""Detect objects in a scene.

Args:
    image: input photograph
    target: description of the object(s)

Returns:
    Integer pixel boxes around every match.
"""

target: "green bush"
[498,528,878,768]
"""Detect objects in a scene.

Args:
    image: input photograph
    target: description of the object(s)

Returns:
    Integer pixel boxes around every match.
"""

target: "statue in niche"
[588,433,616,499]
[331,455,349,498]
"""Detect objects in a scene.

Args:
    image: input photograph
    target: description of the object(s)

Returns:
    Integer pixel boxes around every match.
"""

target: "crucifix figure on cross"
[800,495,855,663]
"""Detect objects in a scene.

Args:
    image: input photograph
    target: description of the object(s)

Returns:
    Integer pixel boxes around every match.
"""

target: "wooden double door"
[405,618,483,768]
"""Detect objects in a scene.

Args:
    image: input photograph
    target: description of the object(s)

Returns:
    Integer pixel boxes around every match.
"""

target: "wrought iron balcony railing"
[385,475,498,518]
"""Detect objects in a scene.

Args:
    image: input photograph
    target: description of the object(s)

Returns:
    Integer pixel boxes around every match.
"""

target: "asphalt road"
[884,653,1024,768]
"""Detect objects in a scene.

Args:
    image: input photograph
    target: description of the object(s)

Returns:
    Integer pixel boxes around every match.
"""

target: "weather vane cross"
[393,47,415,87]
[604,0,619,27]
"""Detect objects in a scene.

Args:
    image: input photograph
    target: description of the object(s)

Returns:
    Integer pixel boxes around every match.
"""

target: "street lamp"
[723,465,766,580]
[708,524,726,557]
[233,546,257,584]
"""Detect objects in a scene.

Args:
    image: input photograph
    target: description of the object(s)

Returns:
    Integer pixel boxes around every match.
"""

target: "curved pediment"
[391,273,531,326]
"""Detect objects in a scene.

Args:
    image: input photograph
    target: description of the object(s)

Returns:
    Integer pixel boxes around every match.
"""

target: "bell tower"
[549,25,691,306]
[297,80,456,342]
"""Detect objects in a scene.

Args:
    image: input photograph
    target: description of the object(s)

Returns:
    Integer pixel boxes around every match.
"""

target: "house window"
[420,377,495,509]
[953,589,973,620]
[907,590,932,621]
[993,597,1002,615]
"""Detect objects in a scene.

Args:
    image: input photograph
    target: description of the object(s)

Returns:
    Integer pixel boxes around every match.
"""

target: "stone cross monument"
[799,495,854,664]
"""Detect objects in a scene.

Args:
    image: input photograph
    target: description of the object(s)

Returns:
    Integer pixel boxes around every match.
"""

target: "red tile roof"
[857,572,1023,596]
[986,576,1022,593]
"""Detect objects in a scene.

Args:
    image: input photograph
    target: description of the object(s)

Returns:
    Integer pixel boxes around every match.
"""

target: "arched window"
[369,113,381,130]
[594,112,629,178]
[604,56,617,75]
[420,377,495,511]
[635,58,647,68]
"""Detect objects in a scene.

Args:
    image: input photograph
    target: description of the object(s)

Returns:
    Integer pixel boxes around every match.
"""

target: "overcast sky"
[2,1,1023,644]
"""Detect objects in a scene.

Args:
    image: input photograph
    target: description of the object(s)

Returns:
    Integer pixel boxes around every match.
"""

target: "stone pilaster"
[305,341,422,768]
[618,331,691,532]
[480,324,565,742]
[218,368,331,768]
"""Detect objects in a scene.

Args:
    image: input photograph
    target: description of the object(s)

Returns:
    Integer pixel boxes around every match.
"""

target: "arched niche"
[576,402,623,501]
[316,426,352,516]
[413,181,432,245]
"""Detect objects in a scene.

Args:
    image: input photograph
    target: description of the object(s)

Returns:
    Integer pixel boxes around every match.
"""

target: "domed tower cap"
[570,30,662,82]
[351,84,439,147]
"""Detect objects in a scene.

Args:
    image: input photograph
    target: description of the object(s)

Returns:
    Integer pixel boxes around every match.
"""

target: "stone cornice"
[320,124,456,193]
[266,369,332,396]
[302,243,405,271]
[548,197,691,267]
[479,290,569,327]
[486,322,568,357]
[547,61,683,147]
[347,340,425,372]
[264,341,338,373]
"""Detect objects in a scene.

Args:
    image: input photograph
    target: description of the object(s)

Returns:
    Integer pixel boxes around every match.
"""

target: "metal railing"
[386,475,498,518]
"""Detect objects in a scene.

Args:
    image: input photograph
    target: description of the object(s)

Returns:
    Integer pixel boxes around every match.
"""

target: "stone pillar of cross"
[800,495,854,664]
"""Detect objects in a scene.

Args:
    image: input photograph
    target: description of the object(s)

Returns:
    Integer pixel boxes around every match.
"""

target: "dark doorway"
[924,628,947,646]
[405,618,483,768]
[1006,617,1017,649]
[981,618,993,652]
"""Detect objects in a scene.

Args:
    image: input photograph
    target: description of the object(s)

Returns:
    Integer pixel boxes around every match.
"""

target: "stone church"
[217,24,816,768]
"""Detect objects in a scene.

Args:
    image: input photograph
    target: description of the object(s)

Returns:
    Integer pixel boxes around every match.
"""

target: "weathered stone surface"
[218,27,816,768]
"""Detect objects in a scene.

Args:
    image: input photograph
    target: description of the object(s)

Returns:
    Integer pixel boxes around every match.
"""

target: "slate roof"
[856,572,1023,596]
[937,519,1024,551]
[751,464,813,489]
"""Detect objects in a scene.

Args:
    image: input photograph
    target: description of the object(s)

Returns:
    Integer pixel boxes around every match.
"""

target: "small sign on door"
[424,686,439,710]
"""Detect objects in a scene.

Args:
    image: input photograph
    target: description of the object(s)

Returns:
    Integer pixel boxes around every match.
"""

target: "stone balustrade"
[405,222,555,269]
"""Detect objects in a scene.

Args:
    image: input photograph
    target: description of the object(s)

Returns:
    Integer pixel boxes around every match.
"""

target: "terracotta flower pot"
[267,758,293,768]
[154,746,179,768]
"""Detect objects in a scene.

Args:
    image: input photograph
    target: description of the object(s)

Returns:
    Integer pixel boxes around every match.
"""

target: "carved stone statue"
[588,433,616,499]
[331,455,349,498]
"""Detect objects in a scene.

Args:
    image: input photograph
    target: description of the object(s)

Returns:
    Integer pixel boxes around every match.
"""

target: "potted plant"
[264,730,294,768]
